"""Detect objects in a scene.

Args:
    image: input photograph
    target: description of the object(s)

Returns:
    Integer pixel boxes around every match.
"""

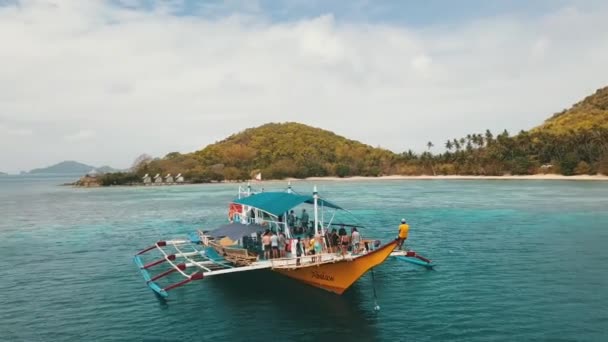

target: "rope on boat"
[371,267,380,311]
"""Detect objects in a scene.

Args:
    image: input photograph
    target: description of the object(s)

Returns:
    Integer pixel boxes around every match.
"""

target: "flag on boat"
[255,173,262,181]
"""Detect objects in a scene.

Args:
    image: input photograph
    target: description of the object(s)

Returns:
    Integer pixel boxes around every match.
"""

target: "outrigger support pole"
[406,251,432,264]
[136,241,167,255]
[163,272,204,292]
[143,254,176,269]
[149,263,187,282]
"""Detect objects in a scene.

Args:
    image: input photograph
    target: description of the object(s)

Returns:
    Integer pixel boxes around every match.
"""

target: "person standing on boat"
[295,237,303,266]
[397,218,409,250]
[351,228,361,254]
[278,232,286,258]
[300,209,309,233]
[314,234,323,257]
[271,232,279,259]
[262,230,271,260]
[308,234,316,262]
[338,226,349,256]
[287,210,296,230]
[330,228,339,253]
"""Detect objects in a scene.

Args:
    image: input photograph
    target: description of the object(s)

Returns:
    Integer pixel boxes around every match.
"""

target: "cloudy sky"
[1,0,607,173]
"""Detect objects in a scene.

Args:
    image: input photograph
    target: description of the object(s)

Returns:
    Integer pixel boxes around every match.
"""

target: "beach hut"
[175,173,184,183]
[153,174,163,184]
[540,164,554,174]
[142,173,152,185]
[165,173,174,184]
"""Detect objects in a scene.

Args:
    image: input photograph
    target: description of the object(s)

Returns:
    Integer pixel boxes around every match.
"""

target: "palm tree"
[426,141,436,175]
[471,134,479,148]
[485,129,494,146]
[453,139,461,151]
[445,140,453,151]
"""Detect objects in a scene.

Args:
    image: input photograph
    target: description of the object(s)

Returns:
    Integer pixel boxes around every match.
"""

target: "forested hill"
[135,123,399,182]
[536,86,608,134]
[194,123,397,178]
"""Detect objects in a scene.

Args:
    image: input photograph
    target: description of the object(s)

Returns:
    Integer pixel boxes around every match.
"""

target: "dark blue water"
[1,176,607,341]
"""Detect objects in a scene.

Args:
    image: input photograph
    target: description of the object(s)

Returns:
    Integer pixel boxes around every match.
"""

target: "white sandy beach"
[298,174,608,181]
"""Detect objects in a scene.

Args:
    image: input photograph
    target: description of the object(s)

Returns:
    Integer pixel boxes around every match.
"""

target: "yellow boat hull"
[273,240,398,294]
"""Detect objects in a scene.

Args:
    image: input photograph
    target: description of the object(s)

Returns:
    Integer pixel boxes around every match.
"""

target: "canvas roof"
[210,223,265,241]
[232,192,342,217]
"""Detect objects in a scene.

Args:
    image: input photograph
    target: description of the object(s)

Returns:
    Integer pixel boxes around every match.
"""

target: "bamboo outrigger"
[134,183,434,298]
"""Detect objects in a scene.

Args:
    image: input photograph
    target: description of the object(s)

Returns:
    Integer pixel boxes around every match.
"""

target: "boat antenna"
[313,185,319,235]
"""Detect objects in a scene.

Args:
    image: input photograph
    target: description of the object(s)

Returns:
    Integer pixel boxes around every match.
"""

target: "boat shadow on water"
[187,268,380,339]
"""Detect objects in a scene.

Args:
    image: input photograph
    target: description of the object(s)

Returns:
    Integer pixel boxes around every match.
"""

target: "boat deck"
[134,237,433,297]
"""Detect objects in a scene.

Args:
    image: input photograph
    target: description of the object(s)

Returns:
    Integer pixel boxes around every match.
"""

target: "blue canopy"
[232,192,342,217]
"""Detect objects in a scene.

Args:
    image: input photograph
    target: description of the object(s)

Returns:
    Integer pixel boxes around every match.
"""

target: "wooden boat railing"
[269,252,355,269]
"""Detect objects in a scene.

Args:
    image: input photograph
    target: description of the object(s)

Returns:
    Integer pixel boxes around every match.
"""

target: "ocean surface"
[0,175,607,342]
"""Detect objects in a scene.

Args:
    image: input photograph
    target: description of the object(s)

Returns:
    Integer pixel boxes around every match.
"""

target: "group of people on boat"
[285,209,315,235]
[261,229,287,259]
[257,213,410,261]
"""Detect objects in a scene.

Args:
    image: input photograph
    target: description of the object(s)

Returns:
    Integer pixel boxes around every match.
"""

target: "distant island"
[80,86,608,186]
[28,161,120,174]
[0,171,7,176]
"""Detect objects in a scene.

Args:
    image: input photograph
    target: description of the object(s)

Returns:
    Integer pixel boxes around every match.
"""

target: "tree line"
[117,123,607,185]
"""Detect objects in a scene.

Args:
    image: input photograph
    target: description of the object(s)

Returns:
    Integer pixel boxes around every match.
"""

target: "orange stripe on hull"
[273,240,397,295]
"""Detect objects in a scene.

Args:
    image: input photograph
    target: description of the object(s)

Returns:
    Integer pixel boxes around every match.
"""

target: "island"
[27,161,121,175]
[80,86,608,186]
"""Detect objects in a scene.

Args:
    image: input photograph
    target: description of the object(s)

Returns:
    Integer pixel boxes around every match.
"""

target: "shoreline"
[65,174,608,187]
[298,174,608,181]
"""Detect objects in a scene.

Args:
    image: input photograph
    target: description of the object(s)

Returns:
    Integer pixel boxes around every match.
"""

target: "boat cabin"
[201,183,380,263]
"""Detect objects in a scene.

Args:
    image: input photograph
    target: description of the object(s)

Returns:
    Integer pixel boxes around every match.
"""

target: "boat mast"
[313,185,319,235]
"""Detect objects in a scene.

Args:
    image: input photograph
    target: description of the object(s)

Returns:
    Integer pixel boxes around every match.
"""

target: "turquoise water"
[1,176,607,341]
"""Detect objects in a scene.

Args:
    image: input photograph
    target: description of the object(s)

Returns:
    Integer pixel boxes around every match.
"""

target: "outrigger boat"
[134,183,434,298]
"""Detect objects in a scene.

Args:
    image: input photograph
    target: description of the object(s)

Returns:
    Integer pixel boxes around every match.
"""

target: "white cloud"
[411,54,432,74]
[1,0,607,173]
[64,129,96,142]
[0,124,33,136]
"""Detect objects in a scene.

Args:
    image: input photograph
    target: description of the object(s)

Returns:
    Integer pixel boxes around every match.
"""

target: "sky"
[1,0,607,173]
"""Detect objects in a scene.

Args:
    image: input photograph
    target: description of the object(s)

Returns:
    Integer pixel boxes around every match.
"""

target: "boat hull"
[273,240,398,294]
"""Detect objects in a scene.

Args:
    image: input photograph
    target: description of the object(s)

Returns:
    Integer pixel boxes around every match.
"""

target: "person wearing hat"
[396,218,409,250]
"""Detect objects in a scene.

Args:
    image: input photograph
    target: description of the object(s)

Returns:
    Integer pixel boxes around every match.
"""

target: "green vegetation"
[412,127,608,176]
[104,86,608,184]
[97,172,140,186]
[133,123,399,181]
[536,86,608,134]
